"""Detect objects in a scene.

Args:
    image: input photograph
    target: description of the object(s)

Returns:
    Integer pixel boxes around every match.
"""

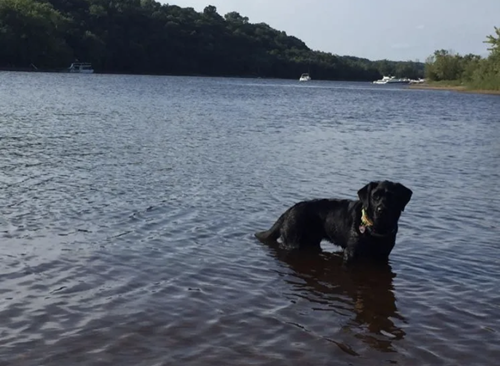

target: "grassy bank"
[409,81,500,95]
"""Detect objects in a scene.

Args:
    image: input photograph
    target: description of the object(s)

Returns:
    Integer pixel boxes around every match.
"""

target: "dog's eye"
[372,192,381,199]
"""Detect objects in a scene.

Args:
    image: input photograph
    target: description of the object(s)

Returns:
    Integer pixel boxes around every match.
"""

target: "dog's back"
[255,199,354,249]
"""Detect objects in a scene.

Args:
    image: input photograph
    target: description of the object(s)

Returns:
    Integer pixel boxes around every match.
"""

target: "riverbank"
[409,83,500,95]
[0,68,379,82]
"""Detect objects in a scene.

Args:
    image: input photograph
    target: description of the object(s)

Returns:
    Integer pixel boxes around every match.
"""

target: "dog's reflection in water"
[266,242,406,353]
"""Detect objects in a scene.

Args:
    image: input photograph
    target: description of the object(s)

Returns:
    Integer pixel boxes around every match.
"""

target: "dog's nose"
[377,206,385,213]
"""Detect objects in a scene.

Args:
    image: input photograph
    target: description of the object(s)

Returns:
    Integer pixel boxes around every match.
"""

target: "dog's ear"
[395,183,413,211]
[357,181,379,208]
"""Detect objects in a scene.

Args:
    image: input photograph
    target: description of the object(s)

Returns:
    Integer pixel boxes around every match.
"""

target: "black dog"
[255,181,412,263]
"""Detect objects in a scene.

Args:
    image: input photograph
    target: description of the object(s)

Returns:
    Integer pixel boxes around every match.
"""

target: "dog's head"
[357,181,412,234]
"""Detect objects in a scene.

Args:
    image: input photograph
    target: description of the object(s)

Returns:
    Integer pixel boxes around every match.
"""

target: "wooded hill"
[0,0,424,80]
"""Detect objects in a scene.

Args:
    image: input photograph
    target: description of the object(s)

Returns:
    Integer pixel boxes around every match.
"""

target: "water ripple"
[1,73,499,365]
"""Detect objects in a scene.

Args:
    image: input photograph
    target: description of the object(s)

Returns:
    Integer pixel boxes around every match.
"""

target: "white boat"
[299,73,311,82]
[68,62,94,74]
[409,78,426,84]
[373,75,409,84]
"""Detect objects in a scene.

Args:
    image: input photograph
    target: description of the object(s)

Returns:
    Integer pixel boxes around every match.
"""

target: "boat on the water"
[373,75,410,84]
[299,73,311,82]
[409,78,426,84]
[68,62,94,74]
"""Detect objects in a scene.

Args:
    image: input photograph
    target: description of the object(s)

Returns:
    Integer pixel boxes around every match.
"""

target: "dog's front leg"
[342,233,365,264]
[342,245,357,264]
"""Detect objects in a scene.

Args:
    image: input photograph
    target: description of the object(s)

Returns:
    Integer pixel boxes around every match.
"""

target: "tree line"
[425,27,500,90]
[0,0,424,80]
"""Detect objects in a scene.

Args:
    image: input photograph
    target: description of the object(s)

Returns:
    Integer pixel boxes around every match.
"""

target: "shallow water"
[1,72,500,365]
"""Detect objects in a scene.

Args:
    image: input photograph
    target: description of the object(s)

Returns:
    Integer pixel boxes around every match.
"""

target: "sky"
[161,0,500,61]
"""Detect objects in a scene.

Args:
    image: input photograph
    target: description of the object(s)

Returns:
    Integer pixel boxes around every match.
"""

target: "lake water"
[1,72,499,365]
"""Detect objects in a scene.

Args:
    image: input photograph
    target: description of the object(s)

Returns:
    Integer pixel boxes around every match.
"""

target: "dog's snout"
[376,206,386,213]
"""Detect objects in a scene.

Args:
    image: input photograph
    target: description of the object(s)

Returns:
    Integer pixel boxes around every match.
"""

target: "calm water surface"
[1,72,500,365]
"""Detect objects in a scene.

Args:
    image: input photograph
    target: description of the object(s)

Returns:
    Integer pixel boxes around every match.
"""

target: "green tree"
[0,0,71,68]
[485,26,500,56]
[425,50,463,81]
[224,11,248,24]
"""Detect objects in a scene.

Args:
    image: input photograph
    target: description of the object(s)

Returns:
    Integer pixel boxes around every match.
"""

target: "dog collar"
[361,208,373,227]
[359,208,373,234]
[359,208,395,237]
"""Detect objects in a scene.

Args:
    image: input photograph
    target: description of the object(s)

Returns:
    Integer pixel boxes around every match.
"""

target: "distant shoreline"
[3,69,498,93]
[0,68,377,82]
[408,83,500,95]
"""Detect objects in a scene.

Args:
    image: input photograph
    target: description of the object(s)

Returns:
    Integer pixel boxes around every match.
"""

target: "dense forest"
[0,0,424,80]
[425,26,500,90]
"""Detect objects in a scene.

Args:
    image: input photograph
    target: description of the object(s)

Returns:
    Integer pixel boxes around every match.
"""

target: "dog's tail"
[255,212,286,243]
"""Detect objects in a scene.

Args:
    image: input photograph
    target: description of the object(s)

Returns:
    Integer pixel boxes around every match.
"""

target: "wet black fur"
[255,181,412,263]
